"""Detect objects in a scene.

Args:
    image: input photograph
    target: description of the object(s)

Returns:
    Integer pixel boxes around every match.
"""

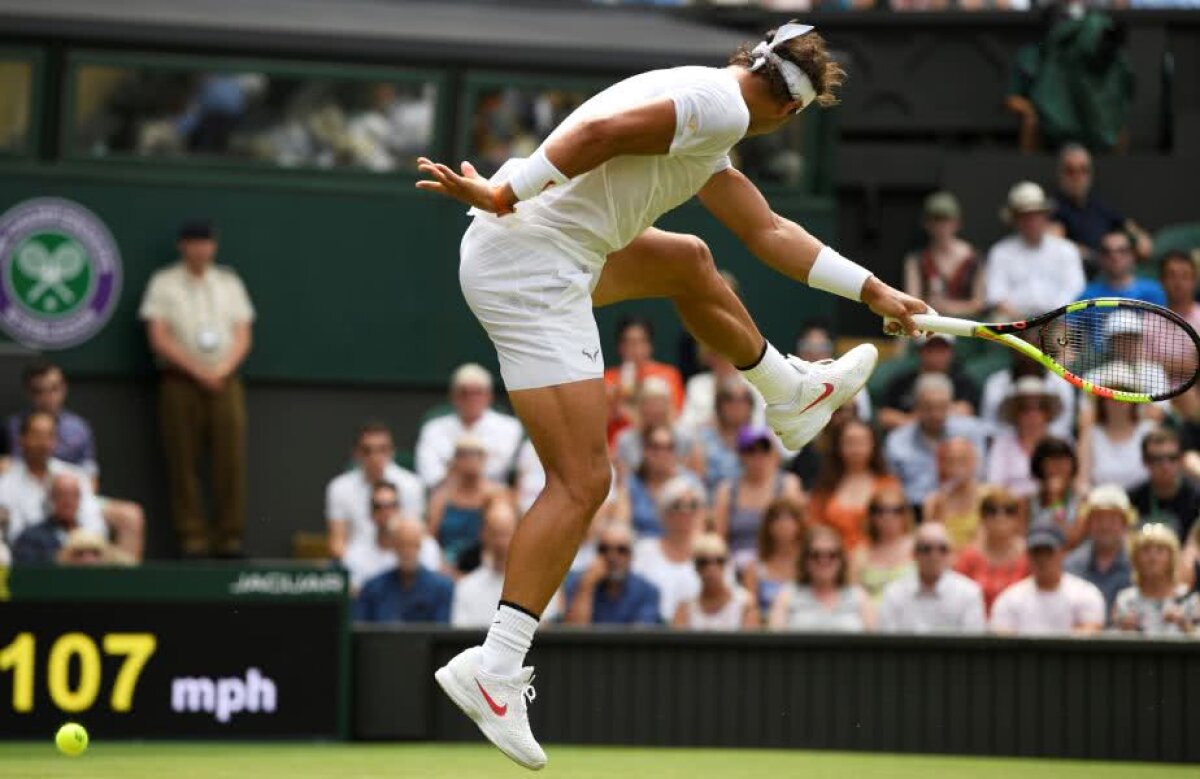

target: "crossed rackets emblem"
[16,239,86,311]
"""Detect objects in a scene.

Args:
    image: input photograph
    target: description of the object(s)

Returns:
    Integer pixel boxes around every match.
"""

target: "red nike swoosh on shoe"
[799,382,836,414]
[476,679,508,717]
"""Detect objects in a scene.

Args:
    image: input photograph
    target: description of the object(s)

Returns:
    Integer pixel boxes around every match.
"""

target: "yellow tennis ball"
[55,722,88,756]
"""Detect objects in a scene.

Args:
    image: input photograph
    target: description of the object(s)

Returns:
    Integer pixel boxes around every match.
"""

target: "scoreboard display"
[0,566,348,739]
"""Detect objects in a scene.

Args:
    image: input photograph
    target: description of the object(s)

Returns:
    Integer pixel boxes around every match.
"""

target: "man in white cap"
[1065,484,1136,615]
[415,363,523,488]
[418,22,929,769]
[985,181,1085,320]
[1082,308,1170,396]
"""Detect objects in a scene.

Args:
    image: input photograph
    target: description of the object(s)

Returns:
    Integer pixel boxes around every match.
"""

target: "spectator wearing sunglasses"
[854,483,915,603]
[741,497,805,617]
[673,533,758,631]
[713,426,804,570]
[634,477,707,622]
[809,418,901,552]
[768,525,874,632]
[625,424,702,539]
[613,376,697,475]
[565,521,660,626]
[340,480,440,595]
[954,487,1030,614]
[326,421,425,565]
[1127,428,1199,544]
[878,523,985,634]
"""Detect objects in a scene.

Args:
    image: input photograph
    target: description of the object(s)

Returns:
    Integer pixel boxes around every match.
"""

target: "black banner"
[0,601,344,738]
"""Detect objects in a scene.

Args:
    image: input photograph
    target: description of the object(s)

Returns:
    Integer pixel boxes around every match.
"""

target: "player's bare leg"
[593,228,878,449]
[436,378,609,771]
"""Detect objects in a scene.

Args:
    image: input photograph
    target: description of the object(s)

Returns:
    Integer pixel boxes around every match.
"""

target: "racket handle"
[884,313,979,338]
[912,314,979,337]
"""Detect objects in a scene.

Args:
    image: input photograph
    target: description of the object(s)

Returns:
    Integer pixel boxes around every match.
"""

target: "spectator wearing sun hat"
[985,182,1086,320]
[1065,484,1137,614]
[902,191,985,319]
[986,376,1063,499]
[415,363,524,488]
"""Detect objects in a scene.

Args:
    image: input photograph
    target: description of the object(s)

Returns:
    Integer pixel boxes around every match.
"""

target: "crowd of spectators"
[75,67,437,173]
[0,362,145,566]
[319,142,1200,637]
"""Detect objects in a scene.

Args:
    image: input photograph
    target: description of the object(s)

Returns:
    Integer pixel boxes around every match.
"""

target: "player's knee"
[558,460,611,515]
[685,236,716,275]
[676,236,718,292]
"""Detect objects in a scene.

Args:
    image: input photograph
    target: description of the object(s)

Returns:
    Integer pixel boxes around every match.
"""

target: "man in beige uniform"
[139,219,255,557]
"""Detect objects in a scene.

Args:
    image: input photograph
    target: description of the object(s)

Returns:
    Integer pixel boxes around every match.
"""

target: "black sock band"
[735,340,770,372]
[499,599,541,621]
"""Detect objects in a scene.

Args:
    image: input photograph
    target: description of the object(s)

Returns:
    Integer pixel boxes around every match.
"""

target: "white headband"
[748,22,817,110]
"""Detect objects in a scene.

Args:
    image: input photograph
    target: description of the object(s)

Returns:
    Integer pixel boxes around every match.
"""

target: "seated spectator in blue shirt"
[565,522,661,625]
[1051,144,1152,266]
[11,472,86,565]
[7,362,97,476]
[885,374,988,512]
[1077,230,1165,305]
[355,517,453,623]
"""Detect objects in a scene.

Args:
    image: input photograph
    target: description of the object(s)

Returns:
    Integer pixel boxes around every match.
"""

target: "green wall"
[0,162,835,386]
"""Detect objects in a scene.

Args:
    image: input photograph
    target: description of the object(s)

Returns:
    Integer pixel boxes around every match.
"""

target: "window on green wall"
[69,59,440,173]
[0,59,33,154]
[732,112,812,189]
[465,83,595,177]
[462,74,819,192]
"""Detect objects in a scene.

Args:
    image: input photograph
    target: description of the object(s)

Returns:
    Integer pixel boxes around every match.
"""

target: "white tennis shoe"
[435,646,547,771]
[765,343,879,450]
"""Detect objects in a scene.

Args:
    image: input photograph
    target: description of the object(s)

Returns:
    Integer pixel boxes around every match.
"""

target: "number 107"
[0,632,157,713]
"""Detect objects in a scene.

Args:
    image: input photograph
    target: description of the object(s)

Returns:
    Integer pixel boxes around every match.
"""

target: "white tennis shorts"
[460,215,605,391]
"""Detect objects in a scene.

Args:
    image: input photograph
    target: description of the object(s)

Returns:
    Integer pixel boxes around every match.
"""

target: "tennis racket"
[884,298,1200,403]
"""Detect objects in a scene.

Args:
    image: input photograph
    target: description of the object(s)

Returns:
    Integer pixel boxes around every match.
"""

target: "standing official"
[140,219,255,557]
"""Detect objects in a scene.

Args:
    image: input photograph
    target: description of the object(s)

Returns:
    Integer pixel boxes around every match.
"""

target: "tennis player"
[418,22,929,770]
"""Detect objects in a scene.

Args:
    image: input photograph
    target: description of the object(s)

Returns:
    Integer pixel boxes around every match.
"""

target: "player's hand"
[415,158,511,214]
[864,277,930,336]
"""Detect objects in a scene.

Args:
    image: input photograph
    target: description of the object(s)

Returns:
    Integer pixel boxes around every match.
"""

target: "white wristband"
[509,147,570,202]
[808,245,873,302]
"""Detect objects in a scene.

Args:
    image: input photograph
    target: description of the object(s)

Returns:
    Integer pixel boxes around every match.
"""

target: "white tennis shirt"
[492,66,751,261]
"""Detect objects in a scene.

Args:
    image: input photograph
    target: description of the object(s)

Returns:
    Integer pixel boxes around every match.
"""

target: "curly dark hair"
[729,24,846,108]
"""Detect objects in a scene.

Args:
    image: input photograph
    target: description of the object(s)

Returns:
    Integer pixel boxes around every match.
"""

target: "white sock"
[739,342,801,404]
[478,604,538,677]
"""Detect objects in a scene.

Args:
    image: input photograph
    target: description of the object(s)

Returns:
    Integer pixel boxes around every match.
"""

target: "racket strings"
[1037,306,1199,399]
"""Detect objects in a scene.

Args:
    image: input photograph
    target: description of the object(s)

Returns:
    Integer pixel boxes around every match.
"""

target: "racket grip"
[883,313,979,338]
[912,314,979,337]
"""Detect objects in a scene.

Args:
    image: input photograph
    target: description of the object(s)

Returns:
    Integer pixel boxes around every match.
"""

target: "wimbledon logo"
[0,197,121,349]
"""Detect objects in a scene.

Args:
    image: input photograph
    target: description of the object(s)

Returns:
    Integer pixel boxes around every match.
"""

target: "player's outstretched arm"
[698,168,928,334]
[416,99,677,214]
